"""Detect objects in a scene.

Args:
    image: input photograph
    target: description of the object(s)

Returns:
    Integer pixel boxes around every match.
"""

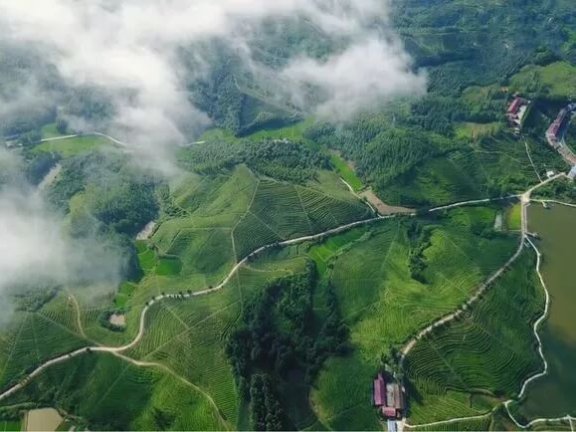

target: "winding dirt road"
[404,173,569,430]
[12,132,573,428]
[0,213,397,402]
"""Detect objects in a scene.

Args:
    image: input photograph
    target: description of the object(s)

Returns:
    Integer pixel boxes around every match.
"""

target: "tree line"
[226,261,348,430]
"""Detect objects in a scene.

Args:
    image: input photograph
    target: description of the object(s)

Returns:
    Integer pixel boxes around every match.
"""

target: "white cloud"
[0,185,126,300]
[0,0,426,306]
[0,151,124,298]
[0,0,425,171]
[0,190,68,291]
[282,38,427,121]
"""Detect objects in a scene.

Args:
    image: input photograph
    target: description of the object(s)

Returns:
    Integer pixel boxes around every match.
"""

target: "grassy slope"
[125,255,309,428]
[33,136,109,157]
[0,421,20,432]
[380,133,541,206]
[0,255,308,430]
[329,154,364,191]
[64,164,370,351]
[310,208,519,430]
[0,162,371,428]
[3,353,227,431]
[0,297,89,391]
[0,204,528,430]
[510,61,576,100]
[404,251,544,424]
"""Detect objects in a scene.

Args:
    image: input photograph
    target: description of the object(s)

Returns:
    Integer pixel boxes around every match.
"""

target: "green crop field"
[309,207,519,430]
[2,0,576,428]
[123,254,309,428]
[506,203,522,231]
[404,251,544,424]
[33,136,109,157]
[2,353,228,431]
[0,297,88,391]
[329,153,364,191]
[510,61,576,100]
[41,123,62,139]
[0,421,20,432]
[379,135,541,207]
[244,118,315,144]
[455,122,502,141]
[155,257,182,276]
[114,282,137,309]
[151,165,370,286]
[411,415,492,431]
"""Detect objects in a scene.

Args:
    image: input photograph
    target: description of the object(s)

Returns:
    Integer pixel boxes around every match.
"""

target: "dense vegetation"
[178,138,328,183]
[1,0,576,429]
[404,251,544,424]
[226,262,348,429]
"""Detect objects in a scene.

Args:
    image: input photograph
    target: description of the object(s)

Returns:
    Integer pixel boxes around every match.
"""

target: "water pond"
[517,203,576,419]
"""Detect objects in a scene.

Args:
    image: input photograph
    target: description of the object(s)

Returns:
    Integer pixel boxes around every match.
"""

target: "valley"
[0,0,576,430]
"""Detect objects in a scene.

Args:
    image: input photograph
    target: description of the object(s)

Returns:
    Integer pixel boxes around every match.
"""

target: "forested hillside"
[1,0,576,430]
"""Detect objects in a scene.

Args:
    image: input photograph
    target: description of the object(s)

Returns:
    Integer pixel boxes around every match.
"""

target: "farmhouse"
[373,373,386,407]
[546,107,571,147]
[506,96,530,131]
[547,103,576,145]
[372,373,405,419]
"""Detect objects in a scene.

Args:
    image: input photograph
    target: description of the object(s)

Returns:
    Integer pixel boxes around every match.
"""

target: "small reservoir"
[518,203,576,419]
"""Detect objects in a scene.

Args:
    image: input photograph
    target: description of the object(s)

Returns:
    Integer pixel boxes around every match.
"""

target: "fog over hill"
[0,0,425,308]
[0,150,125,312]
[0,0,425,169]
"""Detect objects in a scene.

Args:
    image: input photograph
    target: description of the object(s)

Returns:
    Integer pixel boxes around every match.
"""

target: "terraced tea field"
[5,353,227,430]
[404,251,544,424]
[310,207,520,429]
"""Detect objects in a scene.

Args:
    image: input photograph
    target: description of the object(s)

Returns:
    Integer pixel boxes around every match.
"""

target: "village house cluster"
[546,103,576,176]
[506,95,576,180]
[373,372,405,429]
[506,96,531,133]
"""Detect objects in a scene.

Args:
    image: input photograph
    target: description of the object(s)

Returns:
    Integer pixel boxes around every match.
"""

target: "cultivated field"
[404,251,544,424]
[308,206,519,429]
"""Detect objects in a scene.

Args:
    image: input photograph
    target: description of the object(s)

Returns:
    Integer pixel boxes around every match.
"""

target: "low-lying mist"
[0,0,426,315]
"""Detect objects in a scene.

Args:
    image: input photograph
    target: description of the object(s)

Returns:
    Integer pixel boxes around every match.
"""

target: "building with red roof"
[507,97,523,115]
[506,96,530,130]
[381,407,397,418]
[373,372,406,420]
[373,374,386,407]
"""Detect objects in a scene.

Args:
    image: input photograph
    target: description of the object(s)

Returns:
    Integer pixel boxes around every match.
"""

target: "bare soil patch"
[109,313,126,327]
[359,188,413,215]
[25,408,62,432]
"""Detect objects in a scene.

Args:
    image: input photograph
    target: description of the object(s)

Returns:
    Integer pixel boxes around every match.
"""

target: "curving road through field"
[0,181,524,403]
[9,132,573,428]
[0,212,399,402]
[403,173,569,430]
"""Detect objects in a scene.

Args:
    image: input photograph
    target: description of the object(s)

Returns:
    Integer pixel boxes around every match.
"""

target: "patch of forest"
[226,261,348,430]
